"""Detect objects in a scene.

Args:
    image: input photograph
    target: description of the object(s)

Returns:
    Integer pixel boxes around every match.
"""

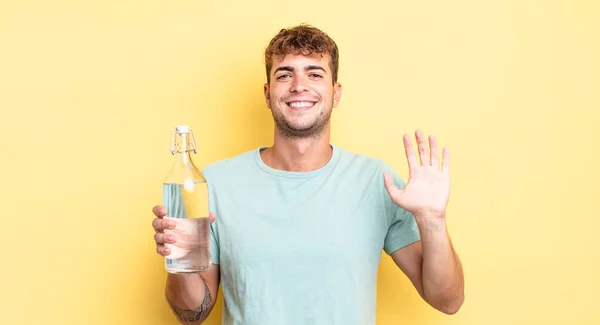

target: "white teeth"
[289,101,314,108]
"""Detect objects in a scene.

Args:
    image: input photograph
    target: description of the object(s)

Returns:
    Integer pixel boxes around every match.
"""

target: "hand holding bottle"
[152,205,216,258]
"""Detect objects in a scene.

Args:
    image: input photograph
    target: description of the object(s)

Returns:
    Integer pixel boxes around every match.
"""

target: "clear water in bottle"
[163,180,211,273]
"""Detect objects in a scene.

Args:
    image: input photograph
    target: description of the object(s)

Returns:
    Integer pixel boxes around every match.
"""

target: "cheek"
[271,89,285,101]
[316,85,334,97]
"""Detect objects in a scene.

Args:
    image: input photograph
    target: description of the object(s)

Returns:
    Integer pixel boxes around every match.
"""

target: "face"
[264,53,342,139]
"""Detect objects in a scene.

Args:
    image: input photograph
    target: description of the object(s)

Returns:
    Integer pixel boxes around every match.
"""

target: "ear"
[332,82,342,108]
[263,83,271,109]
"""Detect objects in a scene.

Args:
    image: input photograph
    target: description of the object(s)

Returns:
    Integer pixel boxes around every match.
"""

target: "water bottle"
[162,125,211,273]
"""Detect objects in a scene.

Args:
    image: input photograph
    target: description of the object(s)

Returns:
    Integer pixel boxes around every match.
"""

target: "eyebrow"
[274,65,327,74]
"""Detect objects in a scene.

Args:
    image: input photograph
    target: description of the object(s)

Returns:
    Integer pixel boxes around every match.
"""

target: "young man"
[151,24,464,325]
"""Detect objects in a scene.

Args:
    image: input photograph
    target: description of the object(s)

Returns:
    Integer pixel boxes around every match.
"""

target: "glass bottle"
[162,125,211,273]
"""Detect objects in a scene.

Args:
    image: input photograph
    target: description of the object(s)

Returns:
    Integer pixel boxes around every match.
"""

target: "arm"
[390,218,464,314]
[165,265,220,325]
[383,130,464,314]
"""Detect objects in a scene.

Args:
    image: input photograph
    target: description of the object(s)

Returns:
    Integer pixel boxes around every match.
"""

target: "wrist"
[414,211,447,231]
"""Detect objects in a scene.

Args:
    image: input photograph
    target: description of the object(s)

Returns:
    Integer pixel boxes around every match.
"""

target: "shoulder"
[201,147,259,180]
[333,144,408,192]
[333,144,398,176]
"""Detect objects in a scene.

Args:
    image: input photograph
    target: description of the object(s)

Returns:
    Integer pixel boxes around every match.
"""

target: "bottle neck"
[172,132,196,166]
[175,150,193,166]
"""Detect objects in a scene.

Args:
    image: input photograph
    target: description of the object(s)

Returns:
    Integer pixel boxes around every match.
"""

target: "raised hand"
[383,130,450,222]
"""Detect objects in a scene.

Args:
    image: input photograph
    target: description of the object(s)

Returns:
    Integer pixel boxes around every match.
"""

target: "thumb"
[209,212,217,224]
[384,172,405,206]
[383,172,400,197]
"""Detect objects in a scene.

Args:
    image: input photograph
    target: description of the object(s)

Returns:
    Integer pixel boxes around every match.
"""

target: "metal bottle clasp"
[170,128,198,155]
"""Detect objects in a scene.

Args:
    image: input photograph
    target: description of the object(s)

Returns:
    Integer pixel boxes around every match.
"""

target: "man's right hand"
[152,205,221,325]
[152,205,217,257]
[152,205,176,257]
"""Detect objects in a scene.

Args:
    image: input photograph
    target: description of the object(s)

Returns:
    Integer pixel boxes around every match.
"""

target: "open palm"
[384,130,450,218]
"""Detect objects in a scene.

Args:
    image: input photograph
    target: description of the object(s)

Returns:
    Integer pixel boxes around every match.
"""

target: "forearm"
[416,216,464,314]
[165,273,213,324]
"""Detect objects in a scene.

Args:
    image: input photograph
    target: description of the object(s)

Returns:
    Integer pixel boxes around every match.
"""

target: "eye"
[310,73,323,78]
[277,74,291,80]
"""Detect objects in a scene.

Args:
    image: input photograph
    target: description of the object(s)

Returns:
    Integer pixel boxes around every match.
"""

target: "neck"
[261,125,333,172]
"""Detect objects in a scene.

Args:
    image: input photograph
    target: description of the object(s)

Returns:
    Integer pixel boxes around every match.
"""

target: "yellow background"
[1,0,598,324]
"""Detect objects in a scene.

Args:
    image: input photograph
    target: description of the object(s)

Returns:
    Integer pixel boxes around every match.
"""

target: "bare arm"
[390,218,464,314]
[165,265,220,324]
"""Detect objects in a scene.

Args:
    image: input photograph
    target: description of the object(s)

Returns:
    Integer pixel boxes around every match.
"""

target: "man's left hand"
[384,130,451,225]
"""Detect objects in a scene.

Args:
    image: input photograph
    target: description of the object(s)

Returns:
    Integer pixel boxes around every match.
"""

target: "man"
[152,24,464,325]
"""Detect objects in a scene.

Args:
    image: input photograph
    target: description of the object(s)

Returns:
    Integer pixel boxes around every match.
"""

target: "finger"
[403,134,418,170]
[152,205,168,218]
[442,146,450,173]
[383,172,404,204]
[154,232,176,245]
[156,244,171,257]
[383,172,398,192]
[383,172,402,197]
[415,130,429,166]
[429,135,439,169]
[209,212,216,224]
[152,218,175,231]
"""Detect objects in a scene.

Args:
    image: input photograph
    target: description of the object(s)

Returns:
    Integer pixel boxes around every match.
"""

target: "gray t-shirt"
[203,144,420,325]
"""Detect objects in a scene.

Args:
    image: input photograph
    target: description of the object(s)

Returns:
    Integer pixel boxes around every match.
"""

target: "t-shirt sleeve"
[381,163,421,255]
[205,169,220,265]
[210,221,219,264]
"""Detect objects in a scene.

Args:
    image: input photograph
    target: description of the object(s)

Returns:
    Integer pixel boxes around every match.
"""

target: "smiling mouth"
[286,101,316,109]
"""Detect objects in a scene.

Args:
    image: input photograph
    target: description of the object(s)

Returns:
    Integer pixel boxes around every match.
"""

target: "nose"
[290,74,309,93]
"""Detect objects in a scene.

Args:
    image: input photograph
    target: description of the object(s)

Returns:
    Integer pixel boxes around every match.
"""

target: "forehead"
[271,53,331,71]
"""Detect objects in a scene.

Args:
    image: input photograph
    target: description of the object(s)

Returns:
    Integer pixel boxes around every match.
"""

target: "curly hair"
[264,24,339,84]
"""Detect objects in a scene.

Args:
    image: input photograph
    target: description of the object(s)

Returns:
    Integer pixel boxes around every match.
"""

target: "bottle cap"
[175,125,190,134]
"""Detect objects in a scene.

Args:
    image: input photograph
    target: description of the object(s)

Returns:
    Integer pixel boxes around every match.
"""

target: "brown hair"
[264,24,339,84]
